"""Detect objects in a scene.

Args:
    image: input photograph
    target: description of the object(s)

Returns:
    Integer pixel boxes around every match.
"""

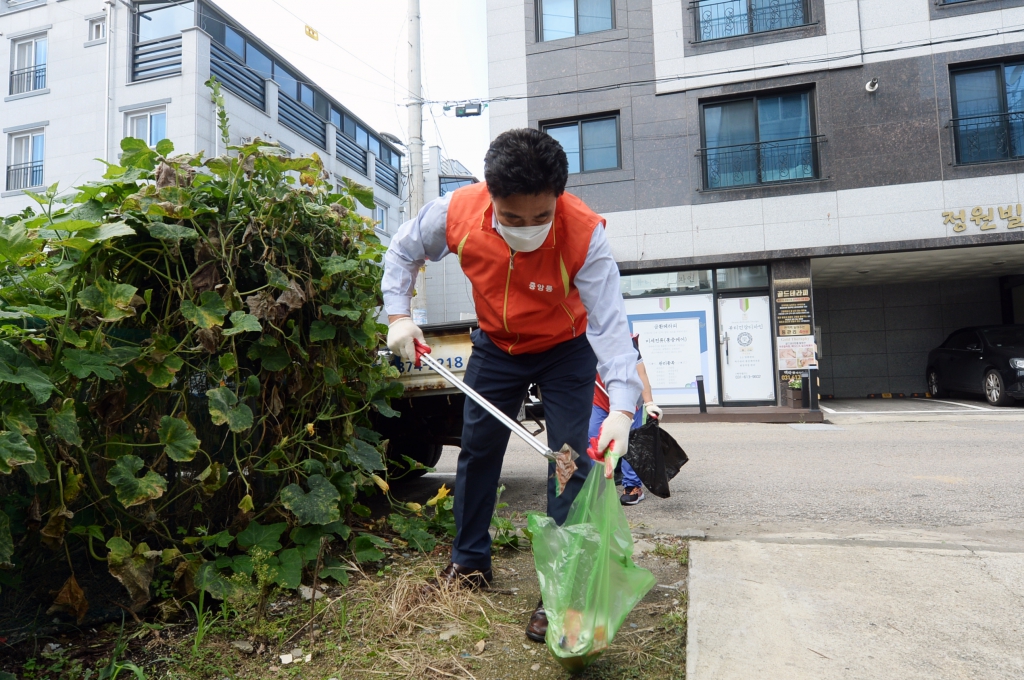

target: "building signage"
[625,294,719,406]
[718,296,775,402]
[777,336,819,370]
[774,280,812,337]
[942,205,1024,232]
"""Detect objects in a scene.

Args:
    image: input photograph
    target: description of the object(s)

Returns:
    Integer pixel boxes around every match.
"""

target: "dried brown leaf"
[40,507,73,550]
[197,327,222,354]
[276,280,306,311]
[47,575,89,624]
[191,262,221,295]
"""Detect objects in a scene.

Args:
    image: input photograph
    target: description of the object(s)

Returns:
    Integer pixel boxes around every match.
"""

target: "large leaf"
[106,537,160,611]
[63,349,122,380]
[3,401,37,435]
[320,256,359,276]
[147,223,199,243]
[0,364,53,403]
[0,431,37,474]
[221,311,262,336]
[247,337,291,371]
[341,177,376,209]
[271,548,303,589]
[158,416,200,462]
[194,561,240,600]
[351,534,387,563]
[134,334,183,387]
[77,277,138,322]
[321,304,361,320]
[181,291,228,329]
[0,220,40,263]
[52,222,135,250]
[346,438,384,473]
[120,136,159,170]
[105,455,167,508]
[280,474,341,525]
[206,387,253,432]
[236,521,288,553]
[0,510,12,566]
[309,320,336,342]
[47,399,82,447]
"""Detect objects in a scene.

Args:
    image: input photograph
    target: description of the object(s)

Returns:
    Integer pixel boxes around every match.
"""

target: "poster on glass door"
[624,294,719,406]
[718,296,775,402]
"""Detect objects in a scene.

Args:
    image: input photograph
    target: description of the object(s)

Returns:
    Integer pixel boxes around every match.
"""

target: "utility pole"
[407,0,428,325]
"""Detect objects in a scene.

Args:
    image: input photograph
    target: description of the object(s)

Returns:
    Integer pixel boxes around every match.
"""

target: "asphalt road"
[418,409,1024,550]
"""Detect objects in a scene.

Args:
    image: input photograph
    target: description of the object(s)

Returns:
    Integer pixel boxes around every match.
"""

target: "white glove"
[644,402,663,420]
[596,411,632,479]
[386,317,426,362]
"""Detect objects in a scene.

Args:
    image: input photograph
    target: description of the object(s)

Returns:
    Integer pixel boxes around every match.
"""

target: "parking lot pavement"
[819,396,1024,416]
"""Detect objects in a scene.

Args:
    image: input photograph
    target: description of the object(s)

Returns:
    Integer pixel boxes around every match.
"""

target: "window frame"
[125,107,167,148]
[690,0,811,44]
[949,61,1024,166]
[10,33,47,95]
[697,87,820,190]
[88,17,107,42]
[6,129,45,192]
[537,0,616,43]
[540,114,621,175]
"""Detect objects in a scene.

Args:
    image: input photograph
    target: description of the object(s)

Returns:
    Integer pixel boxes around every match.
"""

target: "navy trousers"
[451,330,597,569]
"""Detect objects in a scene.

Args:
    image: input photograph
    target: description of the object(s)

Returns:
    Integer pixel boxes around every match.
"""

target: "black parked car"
[926,326,1024,406]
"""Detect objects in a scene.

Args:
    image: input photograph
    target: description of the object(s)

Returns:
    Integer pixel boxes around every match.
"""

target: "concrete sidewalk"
[687,540,1024,680]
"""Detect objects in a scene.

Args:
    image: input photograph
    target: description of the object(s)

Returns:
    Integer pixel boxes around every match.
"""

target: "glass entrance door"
[718,295,776,403]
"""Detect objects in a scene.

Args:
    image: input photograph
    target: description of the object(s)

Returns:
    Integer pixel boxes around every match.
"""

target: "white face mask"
[493,213,552,253]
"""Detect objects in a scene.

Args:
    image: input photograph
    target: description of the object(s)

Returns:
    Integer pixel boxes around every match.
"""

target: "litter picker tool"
[412,339,579,495]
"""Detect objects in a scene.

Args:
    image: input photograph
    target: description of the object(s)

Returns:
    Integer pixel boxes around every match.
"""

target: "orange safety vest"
[446,182,602,355]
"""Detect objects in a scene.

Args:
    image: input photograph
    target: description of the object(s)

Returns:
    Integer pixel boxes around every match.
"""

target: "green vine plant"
[0,87,408,623]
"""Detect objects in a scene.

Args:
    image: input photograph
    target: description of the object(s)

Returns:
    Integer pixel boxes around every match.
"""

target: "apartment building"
[479,0,1024,406]
[1,0,405,228]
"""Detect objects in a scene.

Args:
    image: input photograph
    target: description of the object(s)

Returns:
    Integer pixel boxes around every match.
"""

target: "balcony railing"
[278,92,327,149]
[375,158,400,195]
[210,42,266,111]
[9,65,46,95]
[951,111,1024,165]
[698,135,823,190]
[132,35,183,81]
[6,161,44,192]
[336,133,368,176]
[691,0,808,42]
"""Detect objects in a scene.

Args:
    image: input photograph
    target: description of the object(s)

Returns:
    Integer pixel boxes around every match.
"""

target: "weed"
[654,542,689,566]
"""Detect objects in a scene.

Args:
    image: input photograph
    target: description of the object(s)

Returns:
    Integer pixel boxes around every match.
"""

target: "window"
[951,63,1024,165]
[542,116,619,173]
[89,17,107,42]
[439,176,476,197]
[10,34,47,95]
[716,266,769,289]
[356,125,369,149]
[6,130,44,192]
[245,43,273,81]
[342,114,356,139]
[136,1,194,43]
[620,270,713,298]
[225,26,245,58]
[374,205,389,234]
[944,330,981,350]
[274,65,299,99]
[693,0,809,42]
[299,83,314,107]
[700,91,818,189]
[369,136,381,158]
[126,109,167,147]
[540,0,614,41]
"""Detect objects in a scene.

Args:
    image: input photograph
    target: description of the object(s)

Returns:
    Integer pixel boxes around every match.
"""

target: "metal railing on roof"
[278,92,326,150]
[210,42,265,111]
[132,35,183,81]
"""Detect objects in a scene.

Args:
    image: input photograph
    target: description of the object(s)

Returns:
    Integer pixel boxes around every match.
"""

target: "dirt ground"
[2,535,688,680]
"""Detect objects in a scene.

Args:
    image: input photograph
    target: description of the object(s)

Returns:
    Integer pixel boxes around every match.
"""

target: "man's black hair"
[483,128,569,198]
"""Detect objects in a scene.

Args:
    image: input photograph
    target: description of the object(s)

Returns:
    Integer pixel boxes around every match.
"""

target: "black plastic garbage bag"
[622,420,688,498]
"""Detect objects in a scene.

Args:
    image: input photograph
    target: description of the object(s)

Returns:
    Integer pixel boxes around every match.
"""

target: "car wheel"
[984,370,1014,407]
[927,370,945,398]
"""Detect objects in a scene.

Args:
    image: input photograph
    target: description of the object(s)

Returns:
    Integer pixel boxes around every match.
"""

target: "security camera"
[865,78,879,93]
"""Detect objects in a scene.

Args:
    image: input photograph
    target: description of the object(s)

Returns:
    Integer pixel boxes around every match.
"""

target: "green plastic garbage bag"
[528,464,657,673]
